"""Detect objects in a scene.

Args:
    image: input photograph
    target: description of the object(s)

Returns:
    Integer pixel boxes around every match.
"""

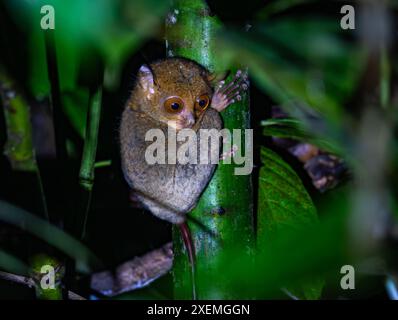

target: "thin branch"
[91,242,173,297]
[0,270,85,300]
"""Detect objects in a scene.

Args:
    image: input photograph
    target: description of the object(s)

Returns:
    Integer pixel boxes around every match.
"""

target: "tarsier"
[120,57,247,296]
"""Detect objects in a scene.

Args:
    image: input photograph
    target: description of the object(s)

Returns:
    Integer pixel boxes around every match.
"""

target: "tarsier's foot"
[220,144,238,161]
[211,70,249,112]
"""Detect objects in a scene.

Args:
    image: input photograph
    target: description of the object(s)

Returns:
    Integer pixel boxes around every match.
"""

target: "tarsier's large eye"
[195,94,210,111]
[164,96,184,114]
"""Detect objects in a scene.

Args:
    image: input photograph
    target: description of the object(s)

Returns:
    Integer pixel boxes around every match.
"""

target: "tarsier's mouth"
[181,121,194,129]
[170,119,195,130]
[167,121,187,131]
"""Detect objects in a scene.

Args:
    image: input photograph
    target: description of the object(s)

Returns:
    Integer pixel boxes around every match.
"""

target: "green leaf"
[258,147,317,235]
[0,201,101,273]
[257,147,324,299]
[61,89,90,138]
[0,249,29,275]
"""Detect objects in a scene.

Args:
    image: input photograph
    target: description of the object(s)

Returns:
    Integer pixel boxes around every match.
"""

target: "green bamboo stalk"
[0,70,37,172]
[166,0,254,299]
[0,69,49,221]
[79,88,102,192]
[380,47,390,110]
[78,87,102,240]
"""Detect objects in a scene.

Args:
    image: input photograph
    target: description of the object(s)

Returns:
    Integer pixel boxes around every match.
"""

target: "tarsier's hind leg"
[129,189,197,298]
[178,222,197,300]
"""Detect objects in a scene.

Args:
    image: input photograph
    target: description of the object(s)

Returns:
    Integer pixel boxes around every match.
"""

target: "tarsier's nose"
[183,113,195,128]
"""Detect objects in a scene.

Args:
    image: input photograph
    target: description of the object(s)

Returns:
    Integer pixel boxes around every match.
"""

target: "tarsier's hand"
[210,70,249,112]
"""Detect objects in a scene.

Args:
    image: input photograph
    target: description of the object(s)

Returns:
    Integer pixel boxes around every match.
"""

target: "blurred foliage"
[0,249,29,276]
[61,90,89,139]
[202,186,352,298]
[0,201,100,274]
[256,0,318,20]
[257,147,323,299]
[218,19,363,115]
[4,0,171,96]
[261,118,344,156]
[0,0,397,300]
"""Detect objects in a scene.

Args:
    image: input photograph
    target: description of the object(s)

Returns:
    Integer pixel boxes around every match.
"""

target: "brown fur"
[128,58,214,127]
[120,58,222,224]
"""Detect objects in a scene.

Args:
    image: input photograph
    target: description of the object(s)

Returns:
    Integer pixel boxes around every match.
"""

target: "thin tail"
[178,222,197,300]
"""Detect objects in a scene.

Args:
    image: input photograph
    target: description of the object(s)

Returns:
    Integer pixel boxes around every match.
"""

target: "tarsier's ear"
[206,70,230,86]
[138,64,155,92]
